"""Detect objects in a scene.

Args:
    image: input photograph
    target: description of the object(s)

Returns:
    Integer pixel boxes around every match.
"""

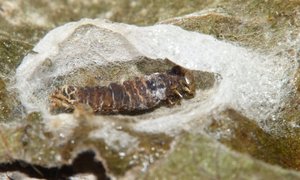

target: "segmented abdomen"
[73,73,172,114]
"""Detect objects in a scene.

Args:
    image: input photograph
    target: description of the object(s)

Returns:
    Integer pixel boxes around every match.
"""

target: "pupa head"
[169,65,196,99]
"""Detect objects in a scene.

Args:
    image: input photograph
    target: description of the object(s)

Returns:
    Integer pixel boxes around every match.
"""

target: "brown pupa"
[49,65,195,114]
